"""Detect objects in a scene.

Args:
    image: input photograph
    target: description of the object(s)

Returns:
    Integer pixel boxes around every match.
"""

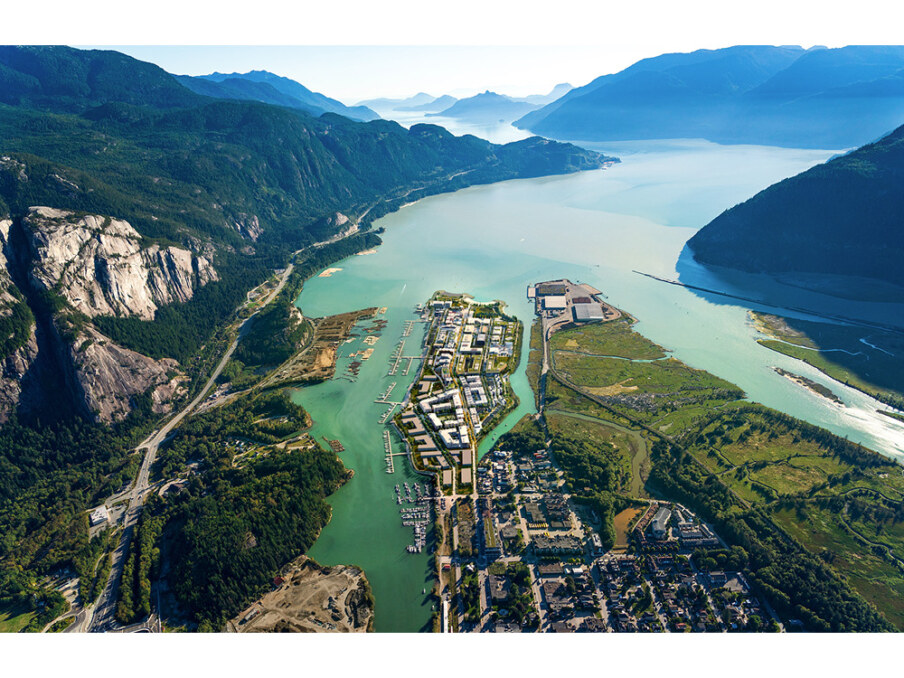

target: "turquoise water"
[293,138,904,632]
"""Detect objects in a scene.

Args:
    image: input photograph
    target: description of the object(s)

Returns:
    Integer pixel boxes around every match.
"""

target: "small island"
[773,367,844,405]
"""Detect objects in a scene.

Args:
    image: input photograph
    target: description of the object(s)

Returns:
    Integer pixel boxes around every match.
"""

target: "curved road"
[79,262,296,633]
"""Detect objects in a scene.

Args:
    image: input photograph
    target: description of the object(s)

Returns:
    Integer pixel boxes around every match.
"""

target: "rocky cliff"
[63,323,186,423]
[0,217,40,423]
[0,327,39,423]
[0,209,198,423]
[23,207,218,320]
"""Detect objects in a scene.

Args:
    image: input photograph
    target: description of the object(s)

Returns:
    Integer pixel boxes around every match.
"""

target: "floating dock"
[379,404,398,424]
[322,436,345,453]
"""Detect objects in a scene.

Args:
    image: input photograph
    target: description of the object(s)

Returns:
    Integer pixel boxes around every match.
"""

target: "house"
[533,534,583,556]
[578,617,607,632]
[538,562,566,577]
[588,532,605,557]
[494,621,521,633]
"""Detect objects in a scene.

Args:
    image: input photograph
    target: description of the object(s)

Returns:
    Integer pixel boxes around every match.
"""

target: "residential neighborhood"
[435,441,777,633]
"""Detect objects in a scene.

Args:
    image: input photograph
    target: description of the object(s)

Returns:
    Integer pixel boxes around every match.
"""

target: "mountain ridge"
[516,45,904,148]
[184,70,380,121]
[687,122,904,290]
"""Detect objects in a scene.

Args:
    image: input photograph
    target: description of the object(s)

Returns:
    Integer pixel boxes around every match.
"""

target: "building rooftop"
[543,295,567,310]
[573,303,605,321]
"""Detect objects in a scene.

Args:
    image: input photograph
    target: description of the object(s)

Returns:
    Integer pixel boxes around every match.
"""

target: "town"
[436,446,775,632]
[393,292,522,492]
[431,281,776,632]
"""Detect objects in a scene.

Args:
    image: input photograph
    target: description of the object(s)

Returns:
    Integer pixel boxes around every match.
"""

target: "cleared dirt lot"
[262,308,377,387]
[225,557,373,633]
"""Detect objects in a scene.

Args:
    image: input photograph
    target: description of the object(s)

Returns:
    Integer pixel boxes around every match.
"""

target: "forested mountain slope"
[688,123,904,288]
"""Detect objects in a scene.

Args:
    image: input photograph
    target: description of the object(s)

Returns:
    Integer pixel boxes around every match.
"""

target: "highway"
[77,261,296,633]
[67,209,400,632]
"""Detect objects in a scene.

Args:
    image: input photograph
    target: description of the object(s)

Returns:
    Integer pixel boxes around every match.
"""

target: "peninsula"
[395,292,522,493]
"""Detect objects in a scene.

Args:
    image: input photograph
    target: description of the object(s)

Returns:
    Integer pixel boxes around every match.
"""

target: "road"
[70,204,431,632]
[78,262,297,633]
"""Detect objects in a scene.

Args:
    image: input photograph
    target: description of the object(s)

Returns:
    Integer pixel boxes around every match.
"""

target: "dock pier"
[376,382,398,403]
[388,339,406,375]
[379,403,398,424]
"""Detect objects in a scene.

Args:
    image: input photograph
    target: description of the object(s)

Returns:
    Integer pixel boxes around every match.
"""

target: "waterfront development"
[291,140,904,631]
[397,292,521,492]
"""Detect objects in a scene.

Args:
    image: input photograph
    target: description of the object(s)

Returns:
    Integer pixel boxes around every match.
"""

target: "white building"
[90,505,110,526]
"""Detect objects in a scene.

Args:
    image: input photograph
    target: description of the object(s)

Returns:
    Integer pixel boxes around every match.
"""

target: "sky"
[6,0,903,104]
[100,45,668,103]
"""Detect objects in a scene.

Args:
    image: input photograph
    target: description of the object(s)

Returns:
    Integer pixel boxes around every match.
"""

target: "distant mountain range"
[178,70,380,121]
[516,45,904,148]
[687,122,904,288]
[361,84,573,120]
[428,91,541,121]
[356,92,437,111]
[517,83,573,106]
[396,94,458,112]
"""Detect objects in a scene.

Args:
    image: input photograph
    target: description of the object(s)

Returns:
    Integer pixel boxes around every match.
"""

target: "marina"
[387,339,405,375]
[383,430,409,473]
[394,482,433,553]
[376,382,398,403]
[379,404,398,424]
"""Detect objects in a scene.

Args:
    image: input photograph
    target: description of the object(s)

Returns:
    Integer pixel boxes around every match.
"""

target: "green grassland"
[549,315,666,360]
[550,319,742,426]
[754,312,904,407]
[535,312,904,630]
[0,600,35,633]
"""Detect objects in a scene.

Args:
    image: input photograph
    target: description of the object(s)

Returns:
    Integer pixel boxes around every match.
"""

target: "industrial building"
[573,303,605,322]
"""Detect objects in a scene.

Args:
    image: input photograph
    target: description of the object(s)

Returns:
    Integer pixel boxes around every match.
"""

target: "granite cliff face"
[0,327,39,423]
[23,207,218,320]
[63,323,186,423]
[229,213,263,241]
[0,209,199,423]
[0,217,40,423]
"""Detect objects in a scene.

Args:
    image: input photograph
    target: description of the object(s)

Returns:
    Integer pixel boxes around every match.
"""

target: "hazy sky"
[103,46,672,103]
[9,0,903,104]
